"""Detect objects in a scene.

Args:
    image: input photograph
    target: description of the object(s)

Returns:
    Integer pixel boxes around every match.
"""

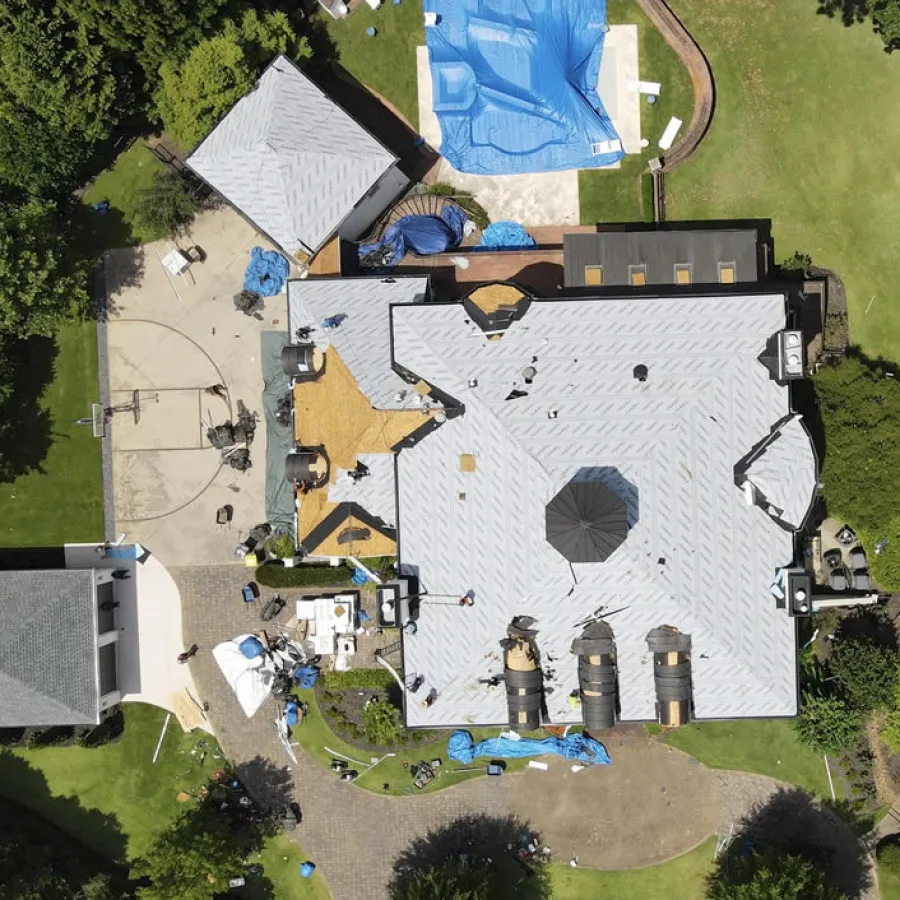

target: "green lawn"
[880,860,900,900]
[323,0,424,127]
[0,321,103,547]
[79,140,167,253]
[664,719,832,798]
[552,837,716,899]
[579,0,695,224]
[0,704,327,899]
[667,0,900,359]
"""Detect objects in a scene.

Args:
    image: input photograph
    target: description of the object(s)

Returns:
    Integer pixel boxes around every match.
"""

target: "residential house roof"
[0,570,100,727]
[187,56,398,258]
[391,292,816,727]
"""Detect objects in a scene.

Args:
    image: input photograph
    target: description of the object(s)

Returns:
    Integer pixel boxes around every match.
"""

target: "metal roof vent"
[777,330,804,380]
[633,364,649,382]
[523,366,537,384]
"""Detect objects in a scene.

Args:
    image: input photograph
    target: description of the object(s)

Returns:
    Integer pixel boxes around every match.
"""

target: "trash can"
[300,861,316,879]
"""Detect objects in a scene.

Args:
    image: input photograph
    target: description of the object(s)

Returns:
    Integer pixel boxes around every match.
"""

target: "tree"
[0,4,134,144]
[878,840,900,878]
[132,803,251,900]
[391,860,489,900]
[0,199,87,338]
[794,694,861,753]
[133,170,201,238]
[706,844,845,900]
[872,0,900,51]
[155,10,310,149]
[362,698,403,745]
[830,634,899,712]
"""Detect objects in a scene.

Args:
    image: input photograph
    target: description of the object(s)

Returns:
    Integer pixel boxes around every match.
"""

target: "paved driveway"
[177,565,727,898]
[103,206,288,567]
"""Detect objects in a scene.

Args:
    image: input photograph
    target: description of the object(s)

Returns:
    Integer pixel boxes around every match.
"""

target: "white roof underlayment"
[188,56,397,256]
[390,294,817,727]
[287,276,429,410]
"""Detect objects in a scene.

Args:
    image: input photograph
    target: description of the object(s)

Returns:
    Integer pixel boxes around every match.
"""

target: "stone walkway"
[176,564,876,899]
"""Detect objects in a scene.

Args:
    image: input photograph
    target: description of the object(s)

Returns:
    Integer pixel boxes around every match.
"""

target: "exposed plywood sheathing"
[293,350,430,556]
[468,283,526,315]
[308,237,342,277]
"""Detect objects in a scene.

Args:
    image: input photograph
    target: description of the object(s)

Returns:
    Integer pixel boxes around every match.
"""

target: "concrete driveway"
[103,206,287,568]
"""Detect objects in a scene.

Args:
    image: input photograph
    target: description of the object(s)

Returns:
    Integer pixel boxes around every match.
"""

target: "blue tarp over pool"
[424,0,623,174]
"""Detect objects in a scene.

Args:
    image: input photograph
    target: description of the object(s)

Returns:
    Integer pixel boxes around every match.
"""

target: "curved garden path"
[175,565,874,899]
[635,0,715,171]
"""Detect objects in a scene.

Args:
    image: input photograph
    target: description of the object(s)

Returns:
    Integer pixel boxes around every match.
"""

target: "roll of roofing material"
[503,621,543,732]
[571,621,617,732]
[646,626,692,727]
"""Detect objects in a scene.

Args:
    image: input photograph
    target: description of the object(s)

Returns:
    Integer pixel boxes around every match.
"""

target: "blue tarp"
[105,543,146,560]
[447,730,612,766]
[239,636,265,659]
[477,221,536,250]
[293,666,319,689]
[425,0,623,174]
[358,205,468,267]
[244,247,290,297]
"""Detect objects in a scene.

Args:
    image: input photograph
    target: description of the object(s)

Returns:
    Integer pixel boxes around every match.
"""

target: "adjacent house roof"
[0,570,100,727]
[391,292,816,727]
[563,229,763,287]
[187,56,398,258]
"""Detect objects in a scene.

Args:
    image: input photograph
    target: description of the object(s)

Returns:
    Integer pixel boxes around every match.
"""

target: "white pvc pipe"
[375,655,407,694]
[152,713,171,764]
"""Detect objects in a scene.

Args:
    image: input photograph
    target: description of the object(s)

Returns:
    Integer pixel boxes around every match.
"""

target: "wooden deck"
[292,350,430,557]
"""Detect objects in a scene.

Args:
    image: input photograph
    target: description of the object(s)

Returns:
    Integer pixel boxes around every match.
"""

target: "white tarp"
[212,635,276,718]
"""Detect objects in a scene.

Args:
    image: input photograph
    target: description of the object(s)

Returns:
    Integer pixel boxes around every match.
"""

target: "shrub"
[133,169,201,238]
[255,562,352,588]
[323,669,395,691]
[794,694,861,753]
[362,699,403,746]
[830,634,899,713]
[76,711,124,748]
[878,840,900,878]
[427,183,490,230]
[883,708,900,752]
[267,533,296,559]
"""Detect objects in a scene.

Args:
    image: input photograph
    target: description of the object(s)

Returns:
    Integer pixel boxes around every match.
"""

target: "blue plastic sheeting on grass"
[294,666,319,689]
[447,730,612,765]
[244,246,290,297]
[358,204,468,267]
[424,0,623,174]
[477,221,536,250]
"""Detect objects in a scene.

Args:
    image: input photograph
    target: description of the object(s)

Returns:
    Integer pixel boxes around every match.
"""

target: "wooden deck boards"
[292,350,429,557]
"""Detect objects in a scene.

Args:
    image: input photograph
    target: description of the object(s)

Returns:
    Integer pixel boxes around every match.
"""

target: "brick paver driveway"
[177,565,869,899]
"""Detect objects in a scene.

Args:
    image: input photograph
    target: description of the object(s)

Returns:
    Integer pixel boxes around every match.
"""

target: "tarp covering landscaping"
[244,247,290,297]
[424,0,623,174]
[358,205,468,268]
[477,221,536,250]
[447,729,612,765]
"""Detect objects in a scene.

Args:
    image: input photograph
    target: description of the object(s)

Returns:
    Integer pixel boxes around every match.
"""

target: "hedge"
[322,669,395,690]
[255,563,353,588]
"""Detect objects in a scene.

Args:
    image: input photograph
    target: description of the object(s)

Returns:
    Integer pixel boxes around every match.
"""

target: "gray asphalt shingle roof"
[188,56,398,256]
[0,570,100,727]
[391,293,816,727]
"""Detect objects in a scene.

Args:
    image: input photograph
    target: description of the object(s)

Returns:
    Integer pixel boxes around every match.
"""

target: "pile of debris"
[207,400,258,471]
[234,290,265,319]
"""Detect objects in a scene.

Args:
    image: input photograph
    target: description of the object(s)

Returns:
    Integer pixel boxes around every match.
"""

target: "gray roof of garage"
[0,570,100,727]
[392,292,816,727]
[563,229,761,287]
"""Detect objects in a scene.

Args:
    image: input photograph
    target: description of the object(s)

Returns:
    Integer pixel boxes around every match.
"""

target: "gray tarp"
[261,331,295,536]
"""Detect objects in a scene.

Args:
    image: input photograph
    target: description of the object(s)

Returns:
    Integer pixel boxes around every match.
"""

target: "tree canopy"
[818,0,900,51]
[830,633,899,713]
[155,9,310,149]
[0,199,87,338]
[706,845,846,900]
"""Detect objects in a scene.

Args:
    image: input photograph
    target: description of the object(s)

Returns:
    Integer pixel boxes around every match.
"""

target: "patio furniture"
[241,584,258,607]
[837,525,857,547]
[829,571,849,591]
[162,248,191,276]
[850,547,867,569]
[853,569,871,591]
[823,548,843,569]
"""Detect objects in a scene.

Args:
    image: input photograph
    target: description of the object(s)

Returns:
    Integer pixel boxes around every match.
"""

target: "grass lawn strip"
[551,836,716,899]
[880,860,900,900]
[0,322,103,548]
[667,0,900,359]
[663,719,834,799]
[0,704,325,898]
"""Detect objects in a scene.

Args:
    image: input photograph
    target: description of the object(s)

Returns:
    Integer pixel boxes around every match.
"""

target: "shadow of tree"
[0,336,58,483]
[715,787,871,899]
[834,606,897,648]
[0,748,128,862]
[233,755,295,813]
[390,813,551,900]
[816,0,870,25]
[97,245,147,321]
